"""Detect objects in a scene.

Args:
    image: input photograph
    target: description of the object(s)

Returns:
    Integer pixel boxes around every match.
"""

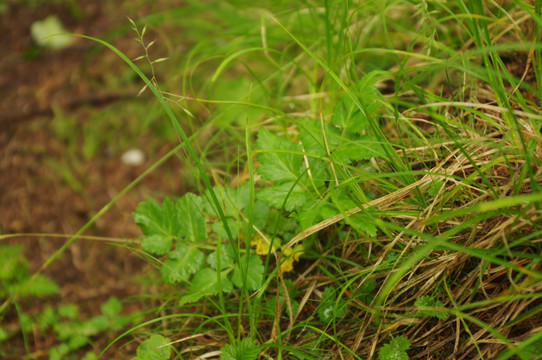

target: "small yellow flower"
[279,244,304,273]
[251,235,280,255]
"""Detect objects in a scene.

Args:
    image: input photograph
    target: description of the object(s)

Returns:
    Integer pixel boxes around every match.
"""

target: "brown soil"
[1,1,186,358]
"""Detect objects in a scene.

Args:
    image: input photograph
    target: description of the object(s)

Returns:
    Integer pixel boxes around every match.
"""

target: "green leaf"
[415,295,447,320]
[211,218,240,240]
[177,193,206,242]
[140,235,171,256]
[333,134,383,163]
[101,297,122,317]
[256,128,303,182]
[331,71,384,133]
[318,287,348,323]
[298,116,381,167]
[0,327,8,342]
[179,267,232,306]
[136,334,171,360]
[0,245,25,280]
[133,198,178,255]
[58,304,79,319]
[231,254,264,290]
[18,274,59,297]
[322,191,377,238]
[257,181,307,211]
[356,278,376,304]
[378,336,410,360]
[160,243,205,284]
[207,246,235,270]
[49,343,70,360]
[220,337,260,360]
[204,183,251,218]
[37,305,58,330]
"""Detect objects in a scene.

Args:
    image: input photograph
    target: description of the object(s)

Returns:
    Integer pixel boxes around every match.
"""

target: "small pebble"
[121,148,145,166]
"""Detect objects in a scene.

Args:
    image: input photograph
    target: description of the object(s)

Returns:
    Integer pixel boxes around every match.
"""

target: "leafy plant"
[317,286,348,323]
[132,191,265,306]
[378,336,411,360]
[0,244,59,299]
[45,297,134,360]
[220,337,259,360]
[414,295,447,320]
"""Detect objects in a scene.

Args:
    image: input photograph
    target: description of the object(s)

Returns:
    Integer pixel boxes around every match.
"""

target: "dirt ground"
[1,1,187,357]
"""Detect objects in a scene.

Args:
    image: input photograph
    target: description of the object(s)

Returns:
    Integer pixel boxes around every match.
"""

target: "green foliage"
[133,334,171,360]
[133,198,178,255]
[414,296,447,320]
[378,336,411,360]
[0,245,59,298]
[44,297,134,359]
[264,279,299,318]
[160,243,205,284]
[133,191,264,306]
[254,78,386,238]
[256,128,308,211]
[317,287,348,323]
[220,337,259,360]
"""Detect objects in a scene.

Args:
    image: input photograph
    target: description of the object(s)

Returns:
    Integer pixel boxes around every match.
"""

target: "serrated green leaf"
[211,218,240,239]
[318,287,348,323]
[17,274,59,297]
[333,134,384,163]
[415,295,447,320]
[177,193,206,243]
[160,243,205,284]
[257,181,307,211]
[133,198,178,255]
[220,337,260,360]
[179,267,232,306]
[256,128,303,182]
[378,336,410,360]
[204,184,250,218]
[136,334,171,360]
[322,192,377,238]
[331,71,384,134]
[207,246,235,270]
[141,234,172,256]
[232,254,263,290]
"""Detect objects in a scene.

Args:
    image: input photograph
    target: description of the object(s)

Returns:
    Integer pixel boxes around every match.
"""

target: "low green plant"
[378,336,411,360]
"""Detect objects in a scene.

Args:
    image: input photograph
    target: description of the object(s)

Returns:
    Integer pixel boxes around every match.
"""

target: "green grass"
[2,0,542,359]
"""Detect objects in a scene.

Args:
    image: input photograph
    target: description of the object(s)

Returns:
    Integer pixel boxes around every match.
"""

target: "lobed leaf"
[134,334,171,360]
[160,243,205,284]
[231,254,264,290]
[256,128,304,182]
[179,267,233,306]
[177,193,206,243]
[378,336,410,360]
